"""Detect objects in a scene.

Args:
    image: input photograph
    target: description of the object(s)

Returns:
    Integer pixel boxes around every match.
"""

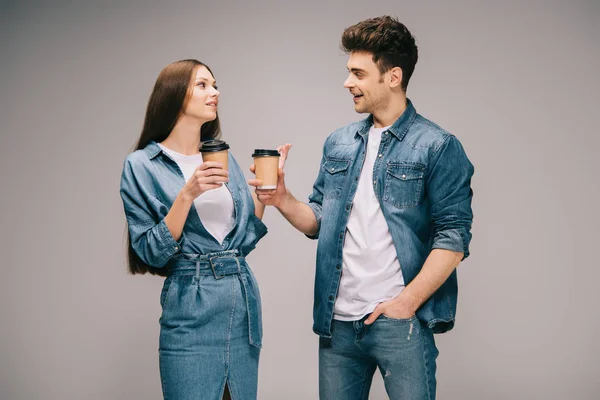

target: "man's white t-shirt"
[333,126,405,321]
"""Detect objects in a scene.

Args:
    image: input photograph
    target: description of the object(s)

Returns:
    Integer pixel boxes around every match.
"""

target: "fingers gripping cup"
[200,140,230,171]
[252,149,280,189]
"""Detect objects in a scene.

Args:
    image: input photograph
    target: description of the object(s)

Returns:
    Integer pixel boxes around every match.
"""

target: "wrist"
[275,189,293,210]
[398,290,420,313]
[178,189,195,207]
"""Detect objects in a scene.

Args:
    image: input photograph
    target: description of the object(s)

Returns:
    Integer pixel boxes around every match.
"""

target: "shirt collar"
[355,98,417,140]
[144,141,163,160]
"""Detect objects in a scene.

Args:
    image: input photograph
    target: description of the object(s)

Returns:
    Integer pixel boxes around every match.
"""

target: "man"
[251,16,474,399]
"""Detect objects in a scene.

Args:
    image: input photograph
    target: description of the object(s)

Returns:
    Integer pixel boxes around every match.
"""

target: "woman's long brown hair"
[127,59,221,275]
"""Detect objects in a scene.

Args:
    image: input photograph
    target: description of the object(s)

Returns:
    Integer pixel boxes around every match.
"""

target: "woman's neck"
[161,116,204,155]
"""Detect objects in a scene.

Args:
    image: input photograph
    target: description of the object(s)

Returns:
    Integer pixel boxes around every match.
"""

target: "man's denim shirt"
[307,100,474,336]
[119,141,268,268]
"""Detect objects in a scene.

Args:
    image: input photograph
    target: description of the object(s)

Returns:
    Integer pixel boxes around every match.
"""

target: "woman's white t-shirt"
[158,144,235,244]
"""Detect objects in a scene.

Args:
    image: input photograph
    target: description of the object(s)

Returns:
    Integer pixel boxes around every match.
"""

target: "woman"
[119,59,287,399]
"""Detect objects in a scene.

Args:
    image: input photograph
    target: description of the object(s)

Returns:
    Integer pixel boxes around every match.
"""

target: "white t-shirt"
[333,126,405,321]
[158,144,235,244]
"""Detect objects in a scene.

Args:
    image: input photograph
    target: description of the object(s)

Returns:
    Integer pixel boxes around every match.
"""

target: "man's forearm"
[402,248,464,310]
[275,191,319,236]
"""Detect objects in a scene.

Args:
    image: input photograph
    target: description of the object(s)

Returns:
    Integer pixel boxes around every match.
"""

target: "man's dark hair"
[341,16,418,91]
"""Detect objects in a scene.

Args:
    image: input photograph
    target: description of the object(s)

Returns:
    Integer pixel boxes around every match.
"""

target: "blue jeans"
[319,315,438,400]
[159,252,262,399]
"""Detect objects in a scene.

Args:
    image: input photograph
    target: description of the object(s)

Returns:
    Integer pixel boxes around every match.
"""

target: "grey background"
[1,0,598,399]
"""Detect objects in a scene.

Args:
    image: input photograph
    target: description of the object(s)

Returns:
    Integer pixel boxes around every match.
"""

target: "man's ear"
[389,67,403,89]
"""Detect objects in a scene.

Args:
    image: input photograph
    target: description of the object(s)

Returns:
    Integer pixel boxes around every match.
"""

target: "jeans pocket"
[383,162,425,209]
[160,277,175,309]
[380,314,418,323]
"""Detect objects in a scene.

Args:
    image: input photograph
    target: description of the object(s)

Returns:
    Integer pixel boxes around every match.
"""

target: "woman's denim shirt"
[119,141,267,268]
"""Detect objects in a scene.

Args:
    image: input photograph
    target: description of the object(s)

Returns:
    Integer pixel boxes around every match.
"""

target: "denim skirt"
[158,250,263,399]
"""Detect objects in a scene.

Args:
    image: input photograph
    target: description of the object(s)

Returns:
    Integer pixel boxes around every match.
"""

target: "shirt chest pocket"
[322,158,351,199]
[383,163,425,209]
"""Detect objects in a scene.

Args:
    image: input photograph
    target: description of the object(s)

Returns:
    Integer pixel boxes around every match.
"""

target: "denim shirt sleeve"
[305,143,328,240]
[426,135,474,260]
[119,157,183,267]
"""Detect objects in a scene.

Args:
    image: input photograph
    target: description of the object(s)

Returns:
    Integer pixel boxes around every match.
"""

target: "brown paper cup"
[253,156,279,189]
[201,150,229,171]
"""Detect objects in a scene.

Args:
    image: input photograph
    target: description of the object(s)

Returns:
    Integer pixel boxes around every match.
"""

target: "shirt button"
[378,154,382,158]
[331,167,335,172]
[329,295,334,301]
[355,176,359,181]
[174,246,179,251]
[373,180,377,184]
[336,265,341,270]
[401,174,407,179]
[346,205,350,211]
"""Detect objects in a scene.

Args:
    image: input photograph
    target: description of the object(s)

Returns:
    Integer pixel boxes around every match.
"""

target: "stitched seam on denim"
[160,278,175,309]
[360,363,373,400]
[225,276,236,376]
[240,274,255,346]
[426,135,452,176]
[159,359,169,399]
[386,161,426,171]
[458,229,467,254]
[372,132,391,202]
[158,222,178,265]
[128,218,155,227]
[246,265,263,343]
[329,141,357,146]
[447,295,454,319]
[157,221,173,245]
[381,314,418,322]
[420,327,435,400]
[324,157,352,164]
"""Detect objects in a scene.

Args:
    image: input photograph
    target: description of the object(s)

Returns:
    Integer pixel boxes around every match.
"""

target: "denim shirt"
[119,141,268,268]
[307,100,474,336]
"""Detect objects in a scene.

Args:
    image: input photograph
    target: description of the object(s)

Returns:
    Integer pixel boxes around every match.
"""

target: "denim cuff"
[251,214,268,241]
[431,228,469,260]
[305,202,322,240]
[157,218,183,261]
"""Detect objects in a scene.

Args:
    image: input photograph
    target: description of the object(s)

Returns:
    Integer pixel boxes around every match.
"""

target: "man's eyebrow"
[348,68,367,73]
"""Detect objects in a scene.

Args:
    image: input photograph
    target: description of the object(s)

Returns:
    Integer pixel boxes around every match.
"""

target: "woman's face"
[183,65,220,122]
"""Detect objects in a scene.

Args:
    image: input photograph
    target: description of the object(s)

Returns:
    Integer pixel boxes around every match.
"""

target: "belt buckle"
[209,256,225,280]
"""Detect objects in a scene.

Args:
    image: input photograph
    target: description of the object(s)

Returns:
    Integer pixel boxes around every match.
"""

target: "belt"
[167,249,245,280]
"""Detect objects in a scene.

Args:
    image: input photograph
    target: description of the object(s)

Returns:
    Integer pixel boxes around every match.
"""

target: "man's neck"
[372,95,407,128]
